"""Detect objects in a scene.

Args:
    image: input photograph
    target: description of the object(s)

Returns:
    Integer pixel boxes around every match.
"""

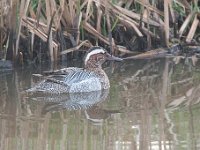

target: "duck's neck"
[84,63,110,89]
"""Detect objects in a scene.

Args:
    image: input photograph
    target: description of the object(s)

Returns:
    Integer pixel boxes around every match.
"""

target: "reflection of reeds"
[1,59,200,149]
[1,1,200,63]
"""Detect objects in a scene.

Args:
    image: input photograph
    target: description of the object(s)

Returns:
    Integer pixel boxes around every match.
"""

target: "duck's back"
[26,67,103,94]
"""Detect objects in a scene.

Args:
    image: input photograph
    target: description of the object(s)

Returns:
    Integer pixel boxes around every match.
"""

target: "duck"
[41,90,110,113]
[26,46,122,94]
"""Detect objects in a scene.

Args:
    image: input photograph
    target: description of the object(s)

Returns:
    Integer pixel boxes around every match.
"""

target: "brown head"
[84,46,122,69]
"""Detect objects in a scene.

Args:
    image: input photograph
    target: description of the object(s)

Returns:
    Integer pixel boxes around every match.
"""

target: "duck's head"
[84,46,122,69]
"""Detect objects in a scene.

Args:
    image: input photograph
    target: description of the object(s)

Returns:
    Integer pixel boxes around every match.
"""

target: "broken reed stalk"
[164,0,170,47]
[45,0,54,62]
[135,0,164,16]
[22,19,58,48]
[105,0,113,54]
[114,5,160,27]
[6,0,18,61]
[140,1,152,50]
[186,14,199,43]
[178,0,191,10]
[168,0,175,24]
[0,0,6,53]
[60,40,92,55]
[96,4,102,35]
[85,0,92,22]
[36,0,42,26]
[179,12,195,37]
[16,0,30,58]
[47,10,59,62]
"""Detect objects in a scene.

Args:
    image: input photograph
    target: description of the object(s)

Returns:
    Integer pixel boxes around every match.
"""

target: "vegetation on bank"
[0,0,200,64]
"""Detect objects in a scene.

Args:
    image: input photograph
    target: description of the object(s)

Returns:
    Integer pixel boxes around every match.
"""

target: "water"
[0,57,200,150]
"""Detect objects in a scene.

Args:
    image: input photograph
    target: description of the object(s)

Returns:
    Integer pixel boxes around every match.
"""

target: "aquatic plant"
[0,0,199,64]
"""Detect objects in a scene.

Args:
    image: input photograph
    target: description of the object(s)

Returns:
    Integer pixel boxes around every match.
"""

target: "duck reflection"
[43,90,109,113]
[25,89,109,114]
[84,105,121,125]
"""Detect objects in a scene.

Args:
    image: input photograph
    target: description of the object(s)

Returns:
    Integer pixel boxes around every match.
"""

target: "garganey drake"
[26,46,122,94]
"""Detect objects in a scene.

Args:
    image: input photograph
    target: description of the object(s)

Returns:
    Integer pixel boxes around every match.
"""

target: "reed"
[0,0,199,64]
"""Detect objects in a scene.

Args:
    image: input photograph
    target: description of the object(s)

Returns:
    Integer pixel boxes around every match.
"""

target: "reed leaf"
[179,11,195,37]
[114,5,160,27]
[186,14,199,43]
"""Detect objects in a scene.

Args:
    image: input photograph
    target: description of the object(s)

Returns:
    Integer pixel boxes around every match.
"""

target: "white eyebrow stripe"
[85,48,105,63]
